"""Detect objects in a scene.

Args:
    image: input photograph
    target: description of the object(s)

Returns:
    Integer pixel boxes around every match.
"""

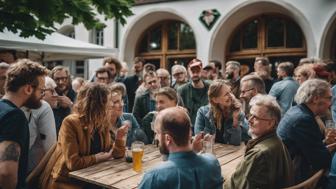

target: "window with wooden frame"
[226,15,307,76]
[136,20,196,71]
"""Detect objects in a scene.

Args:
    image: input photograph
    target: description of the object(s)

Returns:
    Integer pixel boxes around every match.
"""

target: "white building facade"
[58,0,336,78]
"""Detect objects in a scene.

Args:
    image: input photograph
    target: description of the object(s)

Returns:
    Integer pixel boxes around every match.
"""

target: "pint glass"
[131,141,144,172]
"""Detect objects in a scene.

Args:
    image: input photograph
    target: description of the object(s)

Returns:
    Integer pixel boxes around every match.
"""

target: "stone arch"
[210,0,315,62]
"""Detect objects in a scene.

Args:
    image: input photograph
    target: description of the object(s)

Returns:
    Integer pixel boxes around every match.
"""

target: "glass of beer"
[131,141,144,172]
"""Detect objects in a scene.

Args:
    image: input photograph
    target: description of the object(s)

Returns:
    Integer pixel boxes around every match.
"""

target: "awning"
[0,30,117,61]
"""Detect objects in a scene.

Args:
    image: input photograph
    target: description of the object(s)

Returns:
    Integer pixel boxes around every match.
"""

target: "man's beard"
[192,76,201,83]
[56,85,68,95]
[159,137,169,155]
[24,93,42,109]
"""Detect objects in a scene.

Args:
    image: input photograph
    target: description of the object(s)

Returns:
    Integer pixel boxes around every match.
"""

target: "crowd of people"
[1,55,336,189]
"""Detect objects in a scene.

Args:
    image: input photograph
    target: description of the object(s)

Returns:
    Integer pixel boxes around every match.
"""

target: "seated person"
[30,83,129,189]
[225,95,294,188]
[139,107,223,189]
[109,86,148,146]
[194,80,249,146]
[142,87,178,143]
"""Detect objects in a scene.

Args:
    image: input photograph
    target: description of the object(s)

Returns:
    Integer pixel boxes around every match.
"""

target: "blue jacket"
[115,113,148,147]
[194,105,249,146]
[269,77,299,114]
[327,153,336,189]
[277,104,331,183]
[139,151,223,189]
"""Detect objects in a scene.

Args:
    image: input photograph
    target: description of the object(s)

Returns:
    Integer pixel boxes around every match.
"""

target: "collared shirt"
[269,77,299,115]
[139,151,223,189]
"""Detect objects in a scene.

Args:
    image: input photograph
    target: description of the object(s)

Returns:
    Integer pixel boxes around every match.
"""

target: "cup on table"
[202,134,214,154]
[131,141,144,172]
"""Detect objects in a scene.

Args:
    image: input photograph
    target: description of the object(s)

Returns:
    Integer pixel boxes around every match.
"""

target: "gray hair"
[249,94,281,125]
[226,60,241,70]
[241,74,266,94]
[295,79,330,104]
[171,65,187,75]
[45,76,57,89]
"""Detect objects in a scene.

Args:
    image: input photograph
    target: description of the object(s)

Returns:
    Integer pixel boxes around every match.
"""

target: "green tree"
[0,0,134,39]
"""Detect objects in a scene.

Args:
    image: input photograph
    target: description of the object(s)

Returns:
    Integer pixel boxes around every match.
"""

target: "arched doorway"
[136,20,196,71]
[226,14,307,76]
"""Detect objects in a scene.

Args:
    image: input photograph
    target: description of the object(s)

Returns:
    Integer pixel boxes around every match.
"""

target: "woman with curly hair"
[194,80,249,145]
[29,83,129,189]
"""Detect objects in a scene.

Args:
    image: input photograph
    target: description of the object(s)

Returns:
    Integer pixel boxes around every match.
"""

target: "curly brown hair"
[72,83,111,131]
[5,59,48,92]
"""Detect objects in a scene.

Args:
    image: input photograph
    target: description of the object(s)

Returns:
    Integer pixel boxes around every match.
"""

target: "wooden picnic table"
[69,143,245,189]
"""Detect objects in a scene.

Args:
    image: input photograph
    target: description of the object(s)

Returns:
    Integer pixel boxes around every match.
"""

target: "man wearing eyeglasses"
[278,79,336,184]
[240,74,266,116]
[50,66,76,134]
[0,59,48,189]
[225,94,293,189]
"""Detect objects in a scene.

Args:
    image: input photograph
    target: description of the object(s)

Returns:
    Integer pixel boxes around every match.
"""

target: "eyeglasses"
[248,113,273,121]
[240,88,254,94]
[109,100,124,108]
[33,86,47,95]
[97,77,109,81]
[54,77,68,82]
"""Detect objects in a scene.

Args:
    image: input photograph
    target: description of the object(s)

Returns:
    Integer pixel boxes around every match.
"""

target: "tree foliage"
[0,0,134,39]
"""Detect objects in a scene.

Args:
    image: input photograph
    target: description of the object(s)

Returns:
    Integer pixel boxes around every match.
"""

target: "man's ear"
[165,134,173,145]
[23,85,33,96]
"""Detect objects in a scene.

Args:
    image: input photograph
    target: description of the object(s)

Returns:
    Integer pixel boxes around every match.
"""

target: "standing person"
[102,56,122,82]
[132,71,160,124]
[269,62,299,115]
[139,107,224,189]
[277,79,336,183]
[32,83,129,189]
[194,80,249,146]
[253,57,274,93]
[224,61,241,98]
[156,68,171,88]
[171,65,188,90]
[0,59,48,189]
[123,57,145,112]
[22,76,58,173]
[225,95,293,189]
[177,59,210,128]
[94,67,113,85]
[50,66,76,134]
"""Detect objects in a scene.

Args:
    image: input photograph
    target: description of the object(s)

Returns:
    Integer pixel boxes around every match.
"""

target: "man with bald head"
[139,107,223,189]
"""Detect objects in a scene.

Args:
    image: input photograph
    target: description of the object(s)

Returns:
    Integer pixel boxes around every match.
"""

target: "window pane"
[168,22,178,50]
[230,32,240,52]
[242,20,258,49]
[149,26,161,50]
[267,18,284,47]
[139,33,149,53]
[286,21,303,48]
[144,59,160,70]
[167,57,193,71]
[179,23,196,50]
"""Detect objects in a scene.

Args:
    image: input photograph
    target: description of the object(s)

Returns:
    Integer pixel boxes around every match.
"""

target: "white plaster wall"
[60,0,336,74]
